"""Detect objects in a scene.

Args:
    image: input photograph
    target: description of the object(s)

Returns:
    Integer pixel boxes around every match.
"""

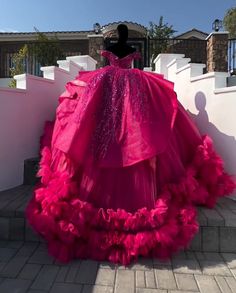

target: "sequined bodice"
[101,50,141,69]
[56,48,177,169]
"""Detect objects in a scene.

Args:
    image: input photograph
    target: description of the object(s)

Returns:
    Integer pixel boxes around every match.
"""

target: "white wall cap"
[190,71,229,82]
[205,31,229,40]
[154,53,185,64]
[66,55,97,64]
[40,66,56,80]
[214,86,236,94]
[14,73,27,89]
[167,57,191,69]
[69,60,84,71]
[177,63,206,75]
[57,60,70,71]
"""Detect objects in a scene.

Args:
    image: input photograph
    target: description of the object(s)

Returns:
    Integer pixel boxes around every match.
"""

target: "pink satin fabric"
[25,50,236,265]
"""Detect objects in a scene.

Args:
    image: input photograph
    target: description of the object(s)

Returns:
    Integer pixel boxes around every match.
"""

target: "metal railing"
[1,38,236,77]
[148,38,207,66]
[228,39,236,74]
[0,41,82,78]
[104,37,207,68]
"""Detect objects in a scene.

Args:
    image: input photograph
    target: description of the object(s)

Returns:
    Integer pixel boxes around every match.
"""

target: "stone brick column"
[206,32,229,72]
[88,34,104,68]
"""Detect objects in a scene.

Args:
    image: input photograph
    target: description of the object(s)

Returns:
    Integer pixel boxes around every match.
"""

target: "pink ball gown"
[25,50,236,265]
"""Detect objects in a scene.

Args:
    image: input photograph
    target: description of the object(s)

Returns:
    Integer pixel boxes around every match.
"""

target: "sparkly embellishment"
[70,50,151,163]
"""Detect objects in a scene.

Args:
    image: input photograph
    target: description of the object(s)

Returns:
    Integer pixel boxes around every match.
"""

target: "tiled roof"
[0,30,92,35]
[0,30,93,42]
[102,21,147,31]
[175,28,209,38]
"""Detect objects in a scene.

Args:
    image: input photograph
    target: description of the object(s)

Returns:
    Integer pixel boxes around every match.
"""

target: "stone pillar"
[206,32,229,72]
[88,34,104,68]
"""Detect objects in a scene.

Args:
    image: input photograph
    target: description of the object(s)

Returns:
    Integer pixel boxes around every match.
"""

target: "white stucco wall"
[155,54,236,181]
[0,56,97,191]
[1,52,235,193]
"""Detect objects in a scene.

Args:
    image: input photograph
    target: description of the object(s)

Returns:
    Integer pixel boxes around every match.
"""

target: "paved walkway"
[0,240,236,293]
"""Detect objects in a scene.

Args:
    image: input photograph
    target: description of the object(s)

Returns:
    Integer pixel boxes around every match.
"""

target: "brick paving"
[1,185,236,292]
[0,240,235,292]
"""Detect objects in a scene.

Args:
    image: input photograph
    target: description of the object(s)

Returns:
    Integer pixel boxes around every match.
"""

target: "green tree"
[223,7,236,38]
[148,17,176,68]
[9,44,28,88]
[29,27,65,66]
[9,28,65,87]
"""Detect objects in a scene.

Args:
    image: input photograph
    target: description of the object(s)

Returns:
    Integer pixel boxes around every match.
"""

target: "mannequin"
[106,24,136,58]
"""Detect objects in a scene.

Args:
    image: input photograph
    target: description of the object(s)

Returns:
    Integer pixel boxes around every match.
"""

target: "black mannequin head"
[105,23,136,58]
[117,24,128,43]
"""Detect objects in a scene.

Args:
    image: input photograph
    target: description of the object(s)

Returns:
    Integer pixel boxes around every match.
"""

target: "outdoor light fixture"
[93,23,101,34]
[212,19,223,32]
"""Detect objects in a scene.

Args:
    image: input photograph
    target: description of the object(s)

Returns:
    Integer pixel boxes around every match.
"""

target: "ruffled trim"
[188,135,235,207]
[26,177,198,264]
[25,135,236,265]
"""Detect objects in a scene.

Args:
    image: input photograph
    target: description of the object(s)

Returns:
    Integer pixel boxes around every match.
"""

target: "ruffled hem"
[25,135,236,265]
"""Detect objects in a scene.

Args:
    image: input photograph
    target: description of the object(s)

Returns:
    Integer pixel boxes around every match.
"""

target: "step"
[0,185,42,242]
[189,199,236,253]
[0,185,236,253]
[23,157,39,185]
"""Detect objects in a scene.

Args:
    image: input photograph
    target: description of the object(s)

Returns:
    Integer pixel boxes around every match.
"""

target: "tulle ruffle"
[25,135,235,265]
[27,64,236,265]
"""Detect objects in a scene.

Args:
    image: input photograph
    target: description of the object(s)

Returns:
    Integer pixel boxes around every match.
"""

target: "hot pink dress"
[25,50,236,265]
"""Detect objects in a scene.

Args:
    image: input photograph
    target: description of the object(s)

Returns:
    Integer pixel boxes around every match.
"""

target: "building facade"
[0,21,209,78]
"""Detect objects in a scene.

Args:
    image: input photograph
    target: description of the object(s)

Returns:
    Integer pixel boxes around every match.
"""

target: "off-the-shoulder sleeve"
[100,50,111,58]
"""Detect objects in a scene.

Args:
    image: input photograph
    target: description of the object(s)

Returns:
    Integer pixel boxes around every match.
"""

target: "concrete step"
[189,198,236,253]
[0,185,236,253]
[23,157,39,185]
[0,185,42,242]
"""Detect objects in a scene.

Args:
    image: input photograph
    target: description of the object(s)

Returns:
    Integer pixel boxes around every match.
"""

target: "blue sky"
[0,0,235,35]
